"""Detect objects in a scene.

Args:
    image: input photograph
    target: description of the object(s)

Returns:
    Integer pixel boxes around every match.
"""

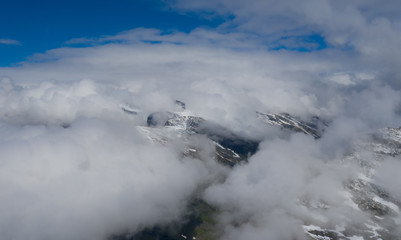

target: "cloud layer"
[1,1,401,239]
[0,77,230,240]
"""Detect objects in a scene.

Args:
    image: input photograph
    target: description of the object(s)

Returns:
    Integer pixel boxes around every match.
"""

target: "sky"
[1,1,401,240]
[0,0,223,66]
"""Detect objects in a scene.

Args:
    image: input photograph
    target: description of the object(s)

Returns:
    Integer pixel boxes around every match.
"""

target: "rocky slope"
[256,111,326,139]
[119,102,401,240]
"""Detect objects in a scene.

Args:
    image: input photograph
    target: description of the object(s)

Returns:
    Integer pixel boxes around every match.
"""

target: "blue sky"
[0,0,223,67]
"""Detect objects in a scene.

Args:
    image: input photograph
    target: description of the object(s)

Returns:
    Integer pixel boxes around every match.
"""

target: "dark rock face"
[145,110,325,166]
[189,119,259,166]
[256,111,326,139]
[175,100,186,110]
[146,111,259,166]
[120,104,140,115]
[147,112,179,127]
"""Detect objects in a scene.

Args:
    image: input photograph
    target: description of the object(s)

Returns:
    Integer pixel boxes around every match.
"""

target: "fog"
[1,1,401,239]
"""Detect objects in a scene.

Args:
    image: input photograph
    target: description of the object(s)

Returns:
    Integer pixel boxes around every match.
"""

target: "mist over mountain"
[1,1,401,240]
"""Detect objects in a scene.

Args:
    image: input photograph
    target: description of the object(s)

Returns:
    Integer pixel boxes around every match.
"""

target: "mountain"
[120,102,401,240]
[144,108,259,166]
[302,127,401,240]
[256,111,326,139]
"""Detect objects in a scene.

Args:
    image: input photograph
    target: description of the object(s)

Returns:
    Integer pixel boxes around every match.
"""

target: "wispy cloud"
[64,37,97,45]
[169,0,401,60]
[0,38,21,45]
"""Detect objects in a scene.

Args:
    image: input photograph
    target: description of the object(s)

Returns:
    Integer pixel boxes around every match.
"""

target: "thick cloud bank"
[0,78,224,240]
[1,1,401,239]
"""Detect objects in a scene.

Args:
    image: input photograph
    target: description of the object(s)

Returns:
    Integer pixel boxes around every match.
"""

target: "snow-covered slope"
[302,127,401,240]
[256,111,325,139]
[122,103,401,240]
[141,109,258,166]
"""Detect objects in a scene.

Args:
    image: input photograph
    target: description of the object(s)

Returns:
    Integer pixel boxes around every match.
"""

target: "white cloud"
[327,73,356,86]
[168,0,401,80]
[204,135,359,240]
[374,157,401,200]
[0,38,21,45]
[1,1,401,239]
[0,77,224,240]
